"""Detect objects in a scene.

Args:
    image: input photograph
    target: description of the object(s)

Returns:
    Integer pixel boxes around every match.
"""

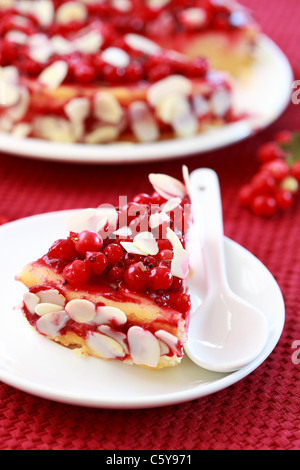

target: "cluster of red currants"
[238,131,300,217]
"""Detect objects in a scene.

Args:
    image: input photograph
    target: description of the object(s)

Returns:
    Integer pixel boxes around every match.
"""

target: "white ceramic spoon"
[184,168,269,373]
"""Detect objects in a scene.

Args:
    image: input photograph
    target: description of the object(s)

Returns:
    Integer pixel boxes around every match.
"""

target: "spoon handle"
[190,168,228,291]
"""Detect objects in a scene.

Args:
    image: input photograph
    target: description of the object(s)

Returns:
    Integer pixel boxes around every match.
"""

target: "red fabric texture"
[0,0,300,451]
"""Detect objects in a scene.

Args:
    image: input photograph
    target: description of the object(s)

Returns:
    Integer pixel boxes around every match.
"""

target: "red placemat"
[1,0,300,451]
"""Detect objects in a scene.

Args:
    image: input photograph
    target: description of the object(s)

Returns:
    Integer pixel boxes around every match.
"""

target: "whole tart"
[17,169,193,369]
[0,0,259,144]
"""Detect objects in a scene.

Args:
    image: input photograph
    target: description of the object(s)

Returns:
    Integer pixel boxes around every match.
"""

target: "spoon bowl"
[184,168,269,373]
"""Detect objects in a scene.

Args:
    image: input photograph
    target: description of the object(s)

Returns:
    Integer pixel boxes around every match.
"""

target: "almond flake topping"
[66,207,118,234]
[37,60,68,89]
[149,211,170,229]
[74,30,103,54]
[162,197,182,213]
[0,83,20,107]
[36,289,65,307]
[56,1,87,24]
[166,227,189,279]
[129,101,160,142]
[34,0,55,27]
[35,302,63,317]
[147,75,192,107]
[86,331,126,359]
[36,310,69,337]
[133,231,159,255]
[149,173,186,200]
[101,47,130,68]
[124,33,161,55]
[98,325,129,354]
[155,330,179,353]
[23,292,40,315]
[94,306,127,326]
[94,91,123,124]
[65,299,96,323]
[127,326,160,368]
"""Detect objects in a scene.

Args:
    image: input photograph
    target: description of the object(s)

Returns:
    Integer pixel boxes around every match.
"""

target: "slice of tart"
[17,169,193,369]
[0,0,260,144]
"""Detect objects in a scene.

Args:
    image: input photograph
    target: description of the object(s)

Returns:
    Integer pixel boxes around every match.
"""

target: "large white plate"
[0,210,284,408]
[0,36,293,164]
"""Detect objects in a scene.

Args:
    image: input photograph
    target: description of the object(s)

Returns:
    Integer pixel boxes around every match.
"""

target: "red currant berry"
[257,142,285,163]
[261,159,290,183]
[275,188,294,210]
[148,265,173,291]
[123,252,143,266]
[85,251,108,275]
[143,255,158,268]
[170,276,183,292]
[132,193,152,205]
[124,262,147,291]
[63,260,91,286]
[250,194,277,217]
[108,264,125,282]
[251,171,276,194]
[75,230,103,255]
[157,249,173,261]
[72,62,97,84]
[102,243,124,265]
[157,239,172,251]
[274,130,292,144]
[290,161,300,183]
[48,238,77,261]
[238,184,255,208]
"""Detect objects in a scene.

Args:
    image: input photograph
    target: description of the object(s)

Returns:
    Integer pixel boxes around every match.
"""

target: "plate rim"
[0,35,294,165]
[0,210,285,408]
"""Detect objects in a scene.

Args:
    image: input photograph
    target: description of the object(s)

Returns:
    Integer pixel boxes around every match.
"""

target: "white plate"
[0,36,293,164]
[0,210,284,408]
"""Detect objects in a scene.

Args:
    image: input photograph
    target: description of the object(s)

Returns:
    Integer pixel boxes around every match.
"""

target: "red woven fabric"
[1,0,300,451]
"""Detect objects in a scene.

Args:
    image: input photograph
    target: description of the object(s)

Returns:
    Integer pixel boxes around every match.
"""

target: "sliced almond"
[166,227,189,279]
[124,33,161,55]
[98,325,129,354]
[36,289,65,307]
[85,125,119,144]
[5,30,28,45]
[149,211,170,229]
[64,97,90,123]
[133,231,159,255]
[0,83,20,107]
[66,208,102,233]
[112,0,132,12]
[86,331,126,359]
[129,101,160,142]
[94,306,127,326]
[127,326,160,368]
[35,302,63,317]
[23,292,40,315]
[147,75,192,107]
[51,35,75,55]
[101,47,130,68]
[11,123,32,138]
[65,299,96,323]
[149,173,186,200]
[155,330,179,354]
[7,86,29,121]
[192,95,210,117]
[33,116,75,143]
[94,91,123,124]
[36,310,69,337]
[0,65,19,84]
[34,0,55,27]
[162,197,182,213]
[56,1,87,24]
[37,60,68,89]
[74,30,103,54]
[120,241,146,256]
[211,89,231,117]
